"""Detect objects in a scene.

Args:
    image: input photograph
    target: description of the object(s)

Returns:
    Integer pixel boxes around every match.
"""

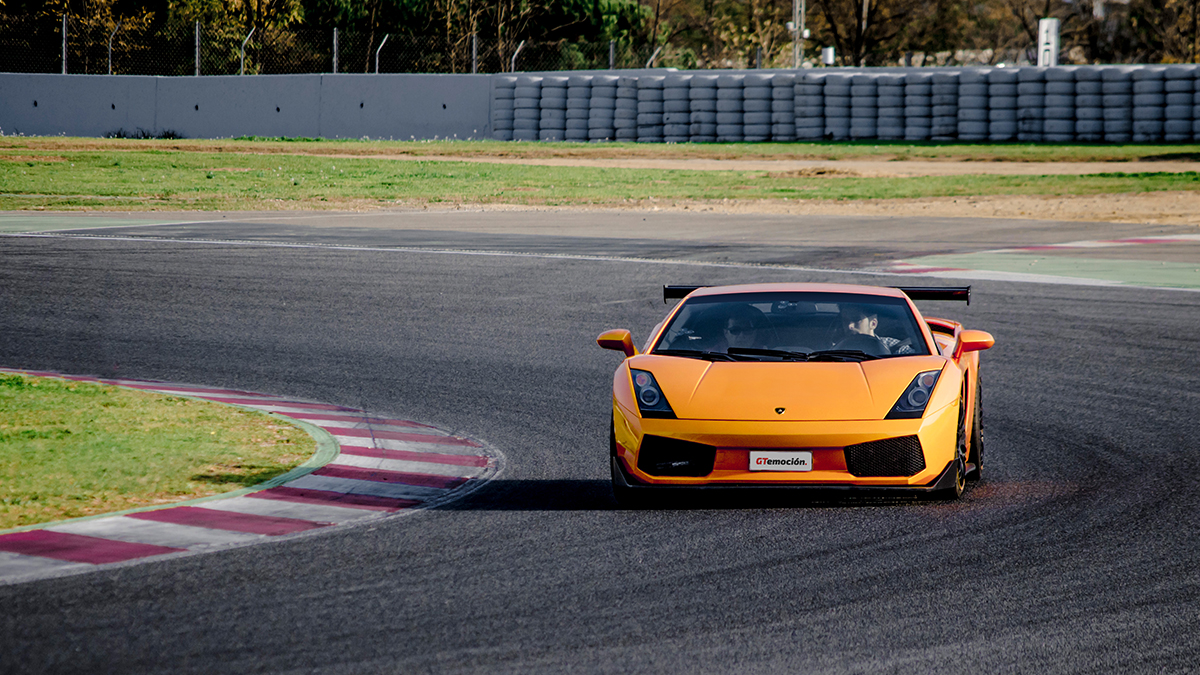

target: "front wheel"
[939,413,968,500]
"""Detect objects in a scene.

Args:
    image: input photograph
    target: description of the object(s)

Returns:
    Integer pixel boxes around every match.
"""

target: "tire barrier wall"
[491,65,1200,143]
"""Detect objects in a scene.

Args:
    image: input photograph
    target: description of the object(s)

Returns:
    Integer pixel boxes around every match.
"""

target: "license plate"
[749,451,813,472]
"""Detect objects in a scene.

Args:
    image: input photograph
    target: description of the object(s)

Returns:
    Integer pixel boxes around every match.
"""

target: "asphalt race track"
[2,211,1199,673]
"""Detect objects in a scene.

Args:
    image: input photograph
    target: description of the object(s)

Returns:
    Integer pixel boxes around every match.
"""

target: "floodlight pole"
[375,34,389,74]
[792,0,807,68]
[108,21,122,75]
[240,27,254,75]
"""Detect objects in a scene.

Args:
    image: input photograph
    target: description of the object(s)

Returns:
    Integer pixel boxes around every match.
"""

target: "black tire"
[966,378,984,482]
[939,395,968,500]
[939,456,966,500]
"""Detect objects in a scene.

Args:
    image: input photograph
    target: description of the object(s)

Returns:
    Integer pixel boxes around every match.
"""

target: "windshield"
[653,292,930,361]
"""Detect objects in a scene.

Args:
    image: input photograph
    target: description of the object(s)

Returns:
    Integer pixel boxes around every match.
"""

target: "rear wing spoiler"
[663,285,970,305]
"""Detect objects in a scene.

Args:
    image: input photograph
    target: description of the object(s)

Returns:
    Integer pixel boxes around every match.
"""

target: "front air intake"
[636,436,716,477]
[844,436,926,477]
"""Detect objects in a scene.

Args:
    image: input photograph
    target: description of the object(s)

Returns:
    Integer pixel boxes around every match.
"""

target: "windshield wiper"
[806,349,880,362]
[653,349,737,362]
[726,347,810,361]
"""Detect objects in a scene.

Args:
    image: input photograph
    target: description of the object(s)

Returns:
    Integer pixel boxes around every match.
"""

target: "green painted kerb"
[901,252,1200,290]
[0,401,340,536]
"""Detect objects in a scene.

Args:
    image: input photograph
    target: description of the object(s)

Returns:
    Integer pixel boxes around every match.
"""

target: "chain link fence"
[0,14,700,75]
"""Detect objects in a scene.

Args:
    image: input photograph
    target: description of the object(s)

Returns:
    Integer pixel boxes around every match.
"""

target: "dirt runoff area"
[600,190,1200,226]
[426,190,1200,227]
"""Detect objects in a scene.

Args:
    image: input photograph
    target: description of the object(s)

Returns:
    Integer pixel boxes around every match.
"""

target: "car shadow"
[435,479,937,511]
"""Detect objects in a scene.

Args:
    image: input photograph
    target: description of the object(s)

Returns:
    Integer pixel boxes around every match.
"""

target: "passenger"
[842,306,915,354]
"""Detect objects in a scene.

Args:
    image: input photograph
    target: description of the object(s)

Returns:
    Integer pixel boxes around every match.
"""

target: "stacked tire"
[1194,68,1200,142]
[1163,66,1195,143]
[689,74,719,143]
[512,76,541,142]
[931,72,959,140]
[662,74,692,143]
[716,74,745,143]
[1017,67,1045,142]
[743,73,774,142]
[539,76,568,142]
[1132,67,1166,143]
[565,75,591,142]
[1043,67,1075,142]
[957,69,989,141]
[637,76,665,143]
[491,76,516,141]
[850,74,878,139]
[824,73,852,140]
[771,74,796,141]
[1102,67,1134,143]
[1074,67,1104,141]
[589,75,618,142]
[988,68,1018,141]
[876,73,905,140]
[614,76,638,141]
[904,72,932,141]
[794,72,825,141]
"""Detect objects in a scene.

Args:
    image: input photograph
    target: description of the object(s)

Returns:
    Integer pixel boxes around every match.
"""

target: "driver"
[723,305,767,351]
[843,306,915,354]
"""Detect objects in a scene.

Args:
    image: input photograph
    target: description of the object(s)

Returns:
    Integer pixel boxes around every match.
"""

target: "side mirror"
[596,329,637,358]
[955,329,995,358]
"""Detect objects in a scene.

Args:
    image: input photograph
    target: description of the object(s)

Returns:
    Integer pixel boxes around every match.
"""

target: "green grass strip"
[1,149,1199,211]
[0,373,319,530]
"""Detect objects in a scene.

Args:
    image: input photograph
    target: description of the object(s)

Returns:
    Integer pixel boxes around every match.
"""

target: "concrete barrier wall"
[3,67,1198,143]
[0,73,493,139]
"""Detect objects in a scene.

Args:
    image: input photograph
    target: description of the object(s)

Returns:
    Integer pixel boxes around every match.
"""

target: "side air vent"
[637,435,716,477]
[844,436,926,477]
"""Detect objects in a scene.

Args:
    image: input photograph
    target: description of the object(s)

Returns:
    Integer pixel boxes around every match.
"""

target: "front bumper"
[612,398,959,489]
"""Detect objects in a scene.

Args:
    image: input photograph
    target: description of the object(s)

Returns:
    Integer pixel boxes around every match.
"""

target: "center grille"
[844,435,926,477]
[636,435,716,477]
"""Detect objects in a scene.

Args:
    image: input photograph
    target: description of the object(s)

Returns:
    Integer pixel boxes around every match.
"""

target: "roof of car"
[687,283,910,300]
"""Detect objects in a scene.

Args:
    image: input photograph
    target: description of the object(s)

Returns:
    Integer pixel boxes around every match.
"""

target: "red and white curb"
[0,369,501,586]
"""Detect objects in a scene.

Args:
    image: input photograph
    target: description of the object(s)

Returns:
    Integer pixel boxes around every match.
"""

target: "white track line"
[6,230,1199,293]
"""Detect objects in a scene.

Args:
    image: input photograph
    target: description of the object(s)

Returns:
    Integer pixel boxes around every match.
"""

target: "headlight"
[886,370,942,419]
[631,369,675,419]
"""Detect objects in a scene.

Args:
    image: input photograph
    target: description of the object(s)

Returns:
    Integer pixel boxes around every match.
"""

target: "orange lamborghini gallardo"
[597,283,994,504]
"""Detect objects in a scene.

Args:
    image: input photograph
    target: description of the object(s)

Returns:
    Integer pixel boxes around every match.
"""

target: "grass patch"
[1,146,1199,211]
[0,373,314,530]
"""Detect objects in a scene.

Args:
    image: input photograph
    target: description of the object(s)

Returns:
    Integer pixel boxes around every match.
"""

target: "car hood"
[631,354,948,421]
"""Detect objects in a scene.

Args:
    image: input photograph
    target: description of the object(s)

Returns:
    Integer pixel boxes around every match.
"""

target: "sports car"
[597,282,994,504]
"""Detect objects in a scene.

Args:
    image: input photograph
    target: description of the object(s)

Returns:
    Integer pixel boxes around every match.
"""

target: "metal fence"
[0,15,677,75]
